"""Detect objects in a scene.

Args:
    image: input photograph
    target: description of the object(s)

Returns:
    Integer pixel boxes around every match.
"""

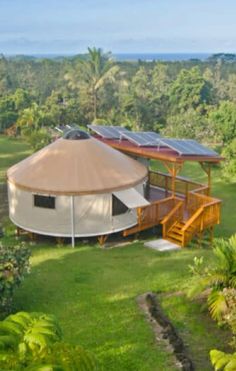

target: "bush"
[22,128,51,151]
[0,243,31,313]
[188,236,236,370]
[2,217,16,238]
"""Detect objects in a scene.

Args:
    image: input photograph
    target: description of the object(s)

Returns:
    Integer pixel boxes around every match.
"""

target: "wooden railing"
[123,196,180,236]
[149,170,208,199]
[182,198,221,246]
[161,199,184,238]
[123,170,221,245]
[187,191,212,217]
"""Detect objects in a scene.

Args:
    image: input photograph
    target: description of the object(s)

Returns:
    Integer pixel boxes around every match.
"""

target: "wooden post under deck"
[98,235,108,247]
[200,162,212,195]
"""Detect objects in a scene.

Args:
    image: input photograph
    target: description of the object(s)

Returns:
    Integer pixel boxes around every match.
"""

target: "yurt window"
[34,195,55,209]
[112,195,128,216]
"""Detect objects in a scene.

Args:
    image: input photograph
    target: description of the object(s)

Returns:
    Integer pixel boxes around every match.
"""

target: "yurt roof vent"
[63,129,90,140]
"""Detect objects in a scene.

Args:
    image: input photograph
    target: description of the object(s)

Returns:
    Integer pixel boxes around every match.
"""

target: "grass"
[0,135,235,370]
[13,243,230,370]
[0,135,31,184]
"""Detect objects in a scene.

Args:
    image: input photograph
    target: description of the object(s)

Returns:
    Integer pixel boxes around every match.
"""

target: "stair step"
[165,237,182,247]
[174,222,195,232]
[167,232,183,242]
[171,227,183,235]
[176,222,185,227]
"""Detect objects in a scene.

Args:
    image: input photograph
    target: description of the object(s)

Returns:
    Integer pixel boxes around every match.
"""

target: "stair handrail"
[161,199,184,237]
[182,207,204,232]
[182,198,221,233]
[161,199,183,224]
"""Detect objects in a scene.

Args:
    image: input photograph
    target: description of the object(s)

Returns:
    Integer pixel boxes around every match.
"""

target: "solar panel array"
[78,124,219,157]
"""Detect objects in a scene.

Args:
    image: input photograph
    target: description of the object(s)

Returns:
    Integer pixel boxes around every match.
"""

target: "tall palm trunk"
[93,88,97,121]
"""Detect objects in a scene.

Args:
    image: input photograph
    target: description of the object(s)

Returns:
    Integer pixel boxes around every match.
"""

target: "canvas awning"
[113,188,150,209]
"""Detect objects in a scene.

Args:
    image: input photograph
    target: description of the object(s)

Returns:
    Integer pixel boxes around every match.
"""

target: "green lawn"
[0,135,235,370]
[12,244,230,370]
[0,135,31,184]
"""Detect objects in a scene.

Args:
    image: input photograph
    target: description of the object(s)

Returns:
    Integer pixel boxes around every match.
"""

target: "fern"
[0,312,98,370]
[0,311,62,357]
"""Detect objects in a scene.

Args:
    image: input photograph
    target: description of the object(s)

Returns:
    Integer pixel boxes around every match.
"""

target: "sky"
[1,0,236,55]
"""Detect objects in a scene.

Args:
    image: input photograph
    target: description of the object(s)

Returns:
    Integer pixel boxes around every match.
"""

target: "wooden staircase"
[165,221,194,246]
[162,190,221,247]
[122,177,222,247]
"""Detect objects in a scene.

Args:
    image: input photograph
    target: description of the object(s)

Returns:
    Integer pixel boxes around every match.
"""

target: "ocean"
[114,53,211,61]
[7,53,211,62]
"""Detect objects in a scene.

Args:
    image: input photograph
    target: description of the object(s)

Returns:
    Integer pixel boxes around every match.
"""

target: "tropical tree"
[65,47,121,121]
[208,101,236,144]
[17,102,45,131]
[168,67,212,113]
[222,138,236,180]
[120,66,161,131]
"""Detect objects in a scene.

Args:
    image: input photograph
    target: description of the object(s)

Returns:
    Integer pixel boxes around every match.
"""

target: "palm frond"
[210,349,236,371]
[208,290,228,321]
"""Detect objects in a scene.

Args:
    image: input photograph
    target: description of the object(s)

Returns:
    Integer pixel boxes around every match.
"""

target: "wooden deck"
[123,171,221,247]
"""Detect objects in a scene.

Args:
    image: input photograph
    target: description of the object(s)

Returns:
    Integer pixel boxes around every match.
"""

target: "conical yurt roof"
[7,132,148,195]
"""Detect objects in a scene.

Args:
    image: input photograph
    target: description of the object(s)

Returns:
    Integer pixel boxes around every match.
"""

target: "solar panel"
[159,139,218,156]
[55,125,71,133]
[88,125,129,139]
[143,132,162,141]
[185,140,218,156]
[121,131,162,146]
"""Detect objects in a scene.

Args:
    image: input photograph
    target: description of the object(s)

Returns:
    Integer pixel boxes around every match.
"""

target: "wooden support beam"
[199,162,212,195]
[98,235,108,247]
[56,237,65,245]
[161,161,183,196]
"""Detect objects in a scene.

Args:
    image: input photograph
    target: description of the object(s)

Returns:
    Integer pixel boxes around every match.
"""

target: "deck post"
[70,195,75,248]
[200,162,212,195]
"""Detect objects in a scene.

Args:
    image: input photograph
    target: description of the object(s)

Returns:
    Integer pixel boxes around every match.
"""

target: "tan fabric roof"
[7,137,148,195]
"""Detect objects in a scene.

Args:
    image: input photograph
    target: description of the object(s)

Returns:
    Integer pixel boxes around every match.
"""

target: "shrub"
[0,243,31,313]
[188,235,236,321]
[210,349,236,370]
[188,236,236,370]
[2,217,16,238]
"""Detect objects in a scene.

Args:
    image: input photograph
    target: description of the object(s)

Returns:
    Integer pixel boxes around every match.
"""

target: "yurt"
[7,129,149,246]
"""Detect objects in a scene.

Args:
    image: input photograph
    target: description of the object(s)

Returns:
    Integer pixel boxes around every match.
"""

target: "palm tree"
[65,47,120,121]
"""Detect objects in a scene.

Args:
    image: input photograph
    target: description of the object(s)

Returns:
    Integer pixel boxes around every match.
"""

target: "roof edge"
[7,172,148,196]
